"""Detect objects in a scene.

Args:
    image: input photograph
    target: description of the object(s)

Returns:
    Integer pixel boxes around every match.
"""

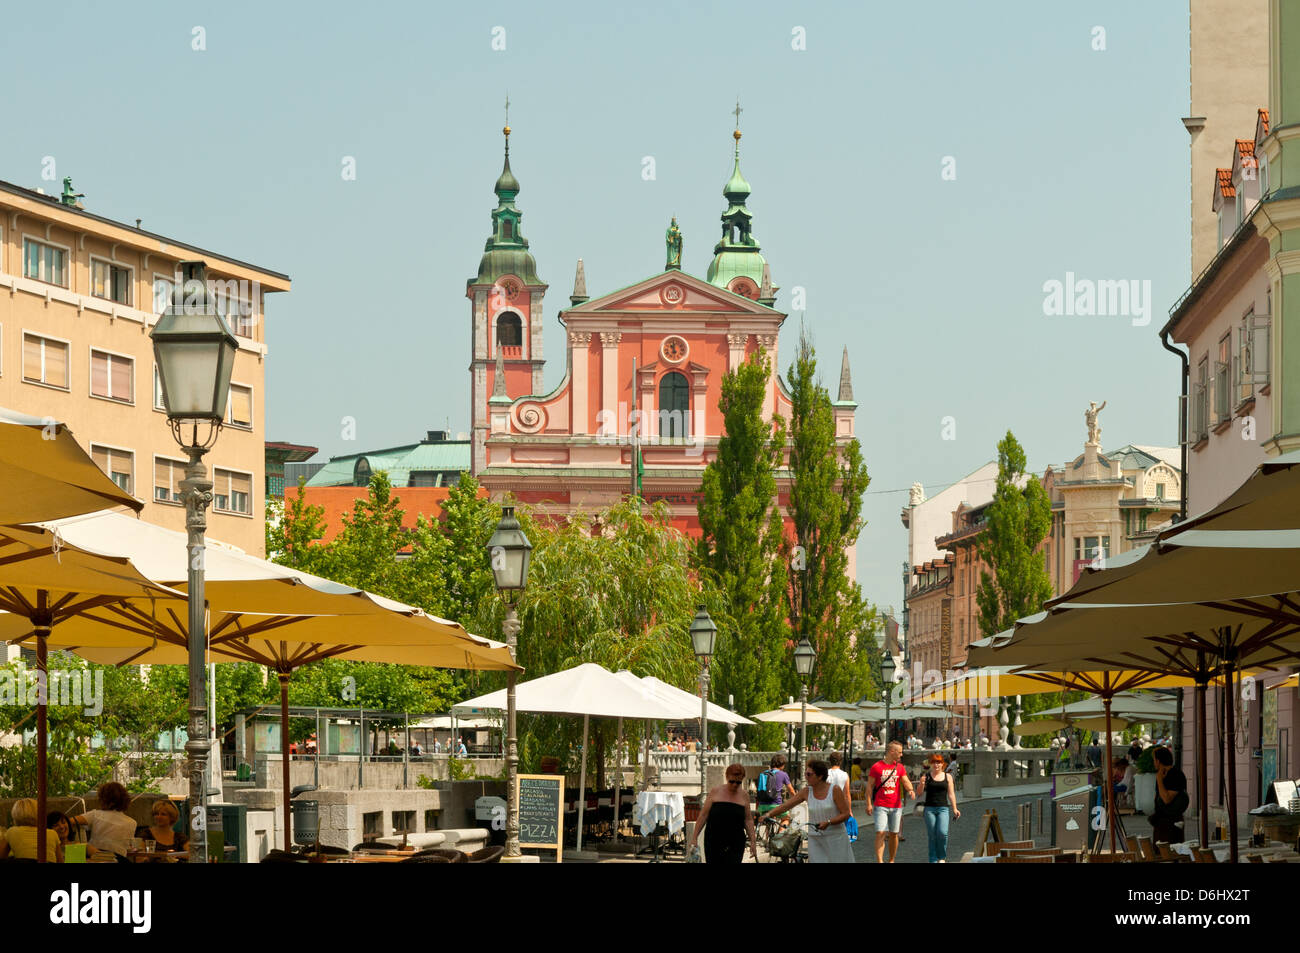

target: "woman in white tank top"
[757,759,854,863]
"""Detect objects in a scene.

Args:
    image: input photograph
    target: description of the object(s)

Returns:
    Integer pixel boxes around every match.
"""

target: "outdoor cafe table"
[634,791,685,837]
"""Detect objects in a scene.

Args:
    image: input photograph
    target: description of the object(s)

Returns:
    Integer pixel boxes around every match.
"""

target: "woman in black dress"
[687,763,758,864]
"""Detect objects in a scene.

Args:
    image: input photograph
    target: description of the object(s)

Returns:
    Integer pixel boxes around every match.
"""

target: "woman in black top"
[687,763,758,864]
[917,753,961,863]
[1149,747,1188,844]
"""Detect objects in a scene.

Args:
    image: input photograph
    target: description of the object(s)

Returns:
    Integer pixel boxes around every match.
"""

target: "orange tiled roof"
[1217,168,1235,198]
[1259,108,1269,136]
[292,484,486,544]
[1236,139,1255,158]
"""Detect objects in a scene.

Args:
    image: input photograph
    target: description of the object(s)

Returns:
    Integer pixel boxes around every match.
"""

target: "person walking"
[687,763,758,864]
[868,741,914,863]
[758,760,853,863]
[917,753,960,863]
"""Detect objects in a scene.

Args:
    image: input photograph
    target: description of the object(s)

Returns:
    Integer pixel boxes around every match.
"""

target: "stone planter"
[1133,772,1156,815]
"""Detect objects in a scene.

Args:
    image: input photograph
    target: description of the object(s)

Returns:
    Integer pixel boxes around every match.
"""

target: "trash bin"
[291,800,319,846]
[236,762,252,782]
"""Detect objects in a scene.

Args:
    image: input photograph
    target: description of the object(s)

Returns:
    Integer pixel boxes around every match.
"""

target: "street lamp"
[880,650,897,749]
[151,261,237,865]
[487,504,531,860]
[793,637,816,782]
[689,605,717,799]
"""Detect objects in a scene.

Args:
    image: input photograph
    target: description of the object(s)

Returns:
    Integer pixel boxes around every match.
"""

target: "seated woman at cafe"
[0,798,61,862]
[138,800,188,853]
[46,811,81,858]
[74,781,137,862]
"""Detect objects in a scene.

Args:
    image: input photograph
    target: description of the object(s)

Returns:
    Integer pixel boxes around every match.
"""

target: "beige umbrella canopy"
[0,521,181,864]
[0,407,141,523]
[750,703,851,726]
[1,510,519,852]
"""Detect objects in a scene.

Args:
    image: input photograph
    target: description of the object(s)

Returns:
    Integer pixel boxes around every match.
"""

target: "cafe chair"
[466,845,505,864]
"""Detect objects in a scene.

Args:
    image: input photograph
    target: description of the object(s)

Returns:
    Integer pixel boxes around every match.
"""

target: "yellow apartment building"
[0,179,290,556]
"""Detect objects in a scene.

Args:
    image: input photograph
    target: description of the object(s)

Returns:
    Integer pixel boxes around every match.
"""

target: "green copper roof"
[706,249,767,287]
[469,131,542,287]
[724,156,751,201]
[707,131,765,292]
[308,440,472,487]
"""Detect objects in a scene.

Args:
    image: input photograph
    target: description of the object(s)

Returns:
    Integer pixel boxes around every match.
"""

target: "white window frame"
[153,363,167,412]
[22,234,71,288]
[226,381,254,430]
[211,282,255,339]
[88,346,135,405]
[21,329,72,391]
[212,466,255,517]
[152,455,187,506]
[89,255,134,307]
[153,272,176,317]
[90,443,135,496]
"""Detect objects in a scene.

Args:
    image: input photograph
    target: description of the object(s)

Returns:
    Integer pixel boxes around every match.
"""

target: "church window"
[353,458,372,487]
[497,312,523,348]
[502,219,513,240]
[658,371,690,439]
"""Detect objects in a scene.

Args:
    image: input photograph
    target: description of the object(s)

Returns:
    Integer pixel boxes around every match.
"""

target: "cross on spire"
[732,97,742,129]
[504,94,511,127]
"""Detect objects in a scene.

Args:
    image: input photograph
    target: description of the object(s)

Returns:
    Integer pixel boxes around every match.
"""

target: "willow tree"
[696,350,790,748]
[502,499,719,782]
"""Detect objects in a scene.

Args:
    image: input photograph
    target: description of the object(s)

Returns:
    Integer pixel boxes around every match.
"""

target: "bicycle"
[764,819,810,863]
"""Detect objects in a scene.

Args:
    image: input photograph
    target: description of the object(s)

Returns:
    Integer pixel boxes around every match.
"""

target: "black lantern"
[689,604,717,660]
[487,505,532,595]
[794,637,816,678]
[151,261,237,427]
[881,650,897,686]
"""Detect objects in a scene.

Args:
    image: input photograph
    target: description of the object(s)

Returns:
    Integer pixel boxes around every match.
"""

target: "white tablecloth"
[634,791,685,837]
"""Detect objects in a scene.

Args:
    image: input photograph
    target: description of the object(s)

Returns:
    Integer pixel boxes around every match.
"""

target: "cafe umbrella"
[0,511,520,852]
[0,407,142,524]
[0,521,182,863]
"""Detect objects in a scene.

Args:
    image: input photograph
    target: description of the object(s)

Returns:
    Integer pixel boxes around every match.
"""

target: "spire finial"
[503,94,511,138]
[732,97,743,154]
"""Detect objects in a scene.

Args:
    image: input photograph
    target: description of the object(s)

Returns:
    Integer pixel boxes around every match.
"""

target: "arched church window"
[502,219,513,240]
[658,371,690,439]
[497,312,522,348]
[353,458,371,488]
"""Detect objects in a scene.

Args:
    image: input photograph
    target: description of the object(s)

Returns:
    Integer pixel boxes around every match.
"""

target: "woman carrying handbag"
[917,753,960,863]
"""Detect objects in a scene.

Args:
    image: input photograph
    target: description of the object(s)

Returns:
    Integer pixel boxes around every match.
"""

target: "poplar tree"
[783,329,875,705]
[696,350,790,745]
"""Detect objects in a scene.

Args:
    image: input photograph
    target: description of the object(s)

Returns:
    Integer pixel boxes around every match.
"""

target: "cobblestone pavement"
[849,793,1057,864]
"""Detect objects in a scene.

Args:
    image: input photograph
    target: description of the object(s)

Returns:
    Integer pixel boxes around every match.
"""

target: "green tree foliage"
[506,499,714,778]
[783,329,876,705]
[975,431,1057,730]
[697,350,791,747]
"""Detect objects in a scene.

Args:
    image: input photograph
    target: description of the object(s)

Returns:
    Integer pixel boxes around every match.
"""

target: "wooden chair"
[996,853,1054,862]
[1193,848,1218,863]
[1155,842,1189,862]
[1125,836,1142,854]
[1248,853,1264,863]
[1136,836,1159,862]
[985,840,1034,857]
[1088,851,1136,863]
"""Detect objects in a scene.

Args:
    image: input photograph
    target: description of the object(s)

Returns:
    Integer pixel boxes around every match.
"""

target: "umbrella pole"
[1104,695,1116,855]
[279,673,292,852]
[577,712,590,853]
[1195,661,1209,847]
[613,717,623,844]
[1224,659,1239,863]
[35,594,50,865]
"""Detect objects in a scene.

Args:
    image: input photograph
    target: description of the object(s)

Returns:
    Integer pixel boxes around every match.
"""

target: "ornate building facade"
[466,123,858,547]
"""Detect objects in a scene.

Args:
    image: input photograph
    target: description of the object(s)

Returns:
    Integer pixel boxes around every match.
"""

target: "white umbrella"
[750,703,850,726]
[455,663,689,852]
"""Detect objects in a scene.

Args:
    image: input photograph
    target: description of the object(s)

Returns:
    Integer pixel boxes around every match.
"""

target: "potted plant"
[1132,747,1157,815]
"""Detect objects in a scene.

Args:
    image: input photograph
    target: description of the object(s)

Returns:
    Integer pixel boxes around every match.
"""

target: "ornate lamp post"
[689,605,717,798]
[151,261,237,865]
[793,637,816,781]
[880,650,897,749]
[488,505,531,860]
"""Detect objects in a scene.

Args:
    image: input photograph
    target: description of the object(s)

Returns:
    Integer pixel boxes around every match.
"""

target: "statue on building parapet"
[60,177,85,209]
[665,216,683,270]
[909,482,925,507]
[1085,400,1106,445]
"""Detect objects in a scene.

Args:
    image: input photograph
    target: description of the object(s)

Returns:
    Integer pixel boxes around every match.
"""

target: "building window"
[354,458,372,487]
[227,384,253,429]
[1239,308,1271,397]
[153,365,166,411]
[22,334,70,389]
[501,219,513,240]
[1214,334,1231,423]
[1075,537,1109,561]
[1192,357,1209,441]
[90,259,132,305]
[496,312,522,348]
[90,349,134,403]
[153,276,175,316]
[91,446,134,495]
[658,371,690,439]
[213,468,252,515]
[1155,483,1166,500]
[154,456,186,504]
[212,284,255,338]
[23,239,67,287]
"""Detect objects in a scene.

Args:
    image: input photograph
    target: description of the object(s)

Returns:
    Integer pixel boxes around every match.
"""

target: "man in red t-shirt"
[867,741,915,863]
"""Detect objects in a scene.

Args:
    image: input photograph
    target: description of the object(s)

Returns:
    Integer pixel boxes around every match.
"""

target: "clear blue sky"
[4,1,1195,611]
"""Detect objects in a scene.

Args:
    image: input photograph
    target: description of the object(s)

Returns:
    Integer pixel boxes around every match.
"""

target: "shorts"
[873,805,903,834]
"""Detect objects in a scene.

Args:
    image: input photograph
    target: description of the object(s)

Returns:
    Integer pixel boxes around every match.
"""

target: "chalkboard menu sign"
[517,774,563,860]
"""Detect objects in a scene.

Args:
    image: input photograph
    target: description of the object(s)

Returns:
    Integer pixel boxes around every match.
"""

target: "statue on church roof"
[1085,400,1106,445]
[665,216,682,270]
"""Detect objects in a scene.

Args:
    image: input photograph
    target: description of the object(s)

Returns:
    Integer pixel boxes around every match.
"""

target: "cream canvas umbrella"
[750,702,851,726]
[0,407,141,523]
[455,663,689,852]
[1016,691,1178,736]
[0,521,182,863]
[1,511,519,851]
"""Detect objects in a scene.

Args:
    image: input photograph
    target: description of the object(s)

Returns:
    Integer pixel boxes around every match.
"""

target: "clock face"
[729,277,759,299]
[661,336,688,363]
[500,279,520,300]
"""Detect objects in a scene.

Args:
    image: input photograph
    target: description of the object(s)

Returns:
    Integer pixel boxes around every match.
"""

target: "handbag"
[845,815,859,843]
